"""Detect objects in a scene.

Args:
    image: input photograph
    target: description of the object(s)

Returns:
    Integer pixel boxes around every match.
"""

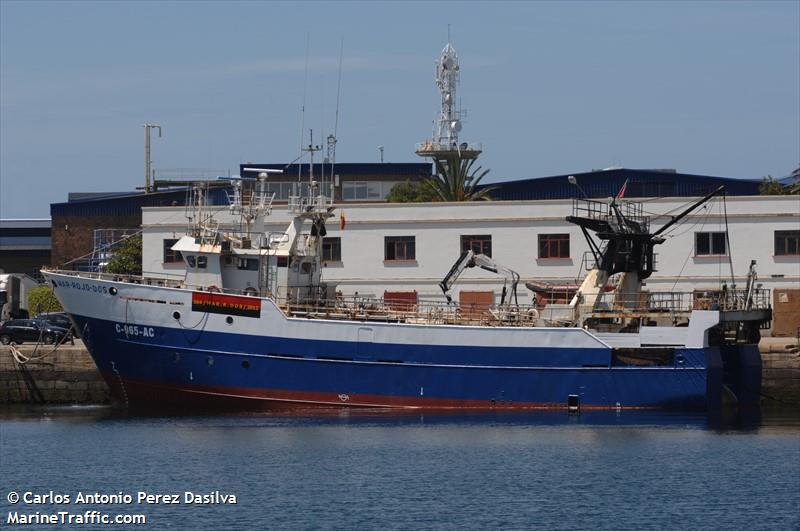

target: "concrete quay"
[760,337,800,407]
[1,340,108,404]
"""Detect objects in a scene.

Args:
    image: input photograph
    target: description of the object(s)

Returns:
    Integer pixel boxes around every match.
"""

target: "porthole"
[225,316,234,325]
[241,360,250,369]
[173,311,181,320]
[109,287,118,296]
[206,356,214,366]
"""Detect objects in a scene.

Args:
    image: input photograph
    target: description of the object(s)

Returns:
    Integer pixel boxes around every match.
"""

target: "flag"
[339,210,346,231]
[616,179,628,200]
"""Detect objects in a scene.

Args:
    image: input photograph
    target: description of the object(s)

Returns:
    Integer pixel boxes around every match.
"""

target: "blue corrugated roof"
[482,168,761,200]
[50,166,765,217]
[50,188,231,217]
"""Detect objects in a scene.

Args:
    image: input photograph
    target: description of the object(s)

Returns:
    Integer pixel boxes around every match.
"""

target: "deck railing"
[282,295,543,327]
[571,198,650,233]
[44,269,544,327]
[44,269,771,327]
[589,288,771,315]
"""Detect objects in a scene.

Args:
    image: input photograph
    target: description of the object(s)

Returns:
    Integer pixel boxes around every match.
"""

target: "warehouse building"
[0,219,51,280]
[141,192,799,304]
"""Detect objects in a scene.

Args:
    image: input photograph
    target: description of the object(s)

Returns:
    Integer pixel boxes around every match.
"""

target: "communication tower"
[415,41,482,160]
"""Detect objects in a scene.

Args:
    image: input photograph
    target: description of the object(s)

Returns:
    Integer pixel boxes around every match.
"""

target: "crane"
[438,250,520,309]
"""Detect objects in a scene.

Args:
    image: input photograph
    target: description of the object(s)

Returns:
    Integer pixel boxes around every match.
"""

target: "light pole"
[144,123,162,194]
[567,175,588,199]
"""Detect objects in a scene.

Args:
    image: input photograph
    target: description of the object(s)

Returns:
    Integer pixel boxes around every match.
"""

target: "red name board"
[191,292,261,318]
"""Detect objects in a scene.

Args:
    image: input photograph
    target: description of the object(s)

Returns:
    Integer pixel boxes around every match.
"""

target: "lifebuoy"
[207,285,221,293]
[243,287,258,297]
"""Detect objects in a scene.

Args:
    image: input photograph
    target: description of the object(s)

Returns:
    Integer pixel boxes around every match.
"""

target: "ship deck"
[43,269,772,329]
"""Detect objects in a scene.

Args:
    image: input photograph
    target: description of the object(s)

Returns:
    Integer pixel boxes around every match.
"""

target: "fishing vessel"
[41,173,771,411]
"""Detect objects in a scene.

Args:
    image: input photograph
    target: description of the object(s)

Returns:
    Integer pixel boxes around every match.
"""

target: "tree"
[386,180,439,203]
[106,235,143,275]
[28,285,63,316]
[759,175,786,195]
[429,154,496,202]
[787,166,800,195]
[760,169,800,195]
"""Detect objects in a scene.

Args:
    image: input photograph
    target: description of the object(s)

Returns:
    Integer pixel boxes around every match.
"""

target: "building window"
[775,230,799,256]
[461,235,492,257]
[342,181,402,201]
[385,236,415,261]
[322,237,342,262]
[695,232,727,256]
[263,182,332,200]
[163,239,182,263]
[538,234,570,259]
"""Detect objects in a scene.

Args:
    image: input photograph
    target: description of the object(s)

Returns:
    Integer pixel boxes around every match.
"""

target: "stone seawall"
[1,342,108,404]
[760,338,800,407]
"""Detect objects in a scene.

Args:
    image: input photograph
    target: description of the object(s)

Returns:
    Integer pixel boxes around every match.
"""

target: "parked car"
[0,318,72,345]
[36,312,76,335]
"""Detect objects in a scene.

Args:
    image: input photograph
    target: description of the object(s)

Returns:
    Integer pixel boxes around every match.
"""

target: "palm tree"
[788,166,800,195]
[427,154,496,201]
[760,167,800,195]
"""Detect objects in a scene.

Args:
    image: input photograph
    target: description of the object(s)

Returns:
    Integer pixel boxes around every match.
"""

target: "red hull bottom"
[102,373,651,412]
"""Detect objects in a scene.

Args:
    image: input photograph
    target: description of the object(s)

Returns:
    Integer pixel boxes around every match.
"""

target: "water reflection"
[2,404,798,433]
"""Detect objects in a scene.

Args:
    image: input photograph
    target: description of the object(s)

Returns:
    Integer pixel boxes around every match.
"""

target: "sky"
[1,1,798,219]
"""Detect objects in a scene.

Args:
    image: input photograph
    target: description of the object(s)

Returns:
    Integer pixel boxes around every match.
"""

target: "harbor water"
[1,407,798,530]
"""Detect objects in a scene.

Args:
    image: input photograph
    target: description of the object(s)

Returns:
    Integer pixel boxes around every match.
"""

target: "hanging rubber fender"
[207,285,221,293]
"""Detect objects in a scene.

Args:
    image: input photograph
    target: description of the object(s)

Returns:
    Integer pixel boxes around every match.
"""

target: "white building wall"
[142,195,799,301]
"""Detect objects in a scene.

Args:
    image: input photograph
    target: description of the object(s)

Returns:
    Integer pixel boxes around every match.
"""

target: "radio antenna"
[298,32,310,182]
[327,37,344,194]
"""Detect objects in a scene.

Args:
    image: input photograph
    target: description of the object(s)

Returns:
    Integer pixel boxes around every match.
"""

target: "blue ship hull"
[73,314,727,410]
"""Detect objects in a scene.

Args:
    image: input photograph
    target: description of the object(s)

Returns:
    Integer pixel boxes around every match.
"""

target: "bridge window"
[163,239,182,263]
[236,258,259,271]
[539,234,570,259]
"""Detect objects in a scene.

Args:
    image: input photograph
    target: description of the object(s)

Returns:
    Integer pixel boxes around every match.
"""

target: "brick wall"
[50,214,141,268]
